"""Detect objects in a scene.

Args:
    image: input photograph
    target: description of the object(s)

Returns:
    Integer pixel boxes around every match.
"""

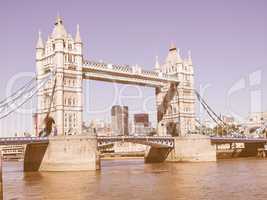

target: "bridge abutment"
[39,136,100,171]
[166,135,216,162]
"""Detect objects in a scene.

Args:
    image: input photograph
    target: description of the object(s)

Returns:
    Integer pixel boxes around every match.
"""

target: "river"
[2,158,267,200]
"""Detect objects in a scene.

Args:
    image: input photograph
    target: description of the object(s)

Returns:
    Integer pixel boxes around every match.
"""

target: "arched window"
[69,115,72,127]
[68,98,72,105]
[68,44,72,50]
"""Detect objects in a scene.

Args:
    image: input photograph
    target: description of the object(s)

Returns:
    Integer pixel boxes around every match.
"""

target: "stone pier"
[240,143,265,157]
[167,135,216,162]
[145,147,172,163]
[24,135,100,172]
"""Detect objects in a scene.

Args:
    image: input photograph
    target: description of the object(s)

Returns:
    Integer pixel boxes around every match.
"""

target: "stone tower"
[36,16,83,136]
[155,44,195,136]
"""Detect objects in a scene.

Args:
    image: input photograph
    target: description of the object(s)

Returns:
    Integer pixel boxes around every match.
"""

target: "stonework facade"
[36,16,83,136]
[36,17,195,137]
[155,45,195,136]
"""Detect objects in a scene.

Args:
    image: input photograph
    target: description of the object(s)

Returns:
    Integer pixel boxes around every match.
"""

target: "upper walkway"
[83,60,179,87]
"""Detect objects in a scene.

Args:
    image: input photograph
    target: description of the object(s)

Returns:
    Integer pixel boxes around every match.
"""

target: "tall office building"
[111,105,129,136]
[133,113,153,136]
[134,113,149,127]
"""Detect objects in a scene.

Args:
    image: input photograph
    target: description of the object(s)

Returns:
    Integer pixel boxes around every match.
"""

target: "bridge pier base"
[38,136,100,171]
[240,143,265,157]
[166,135,216,162]
[144,147,172,163]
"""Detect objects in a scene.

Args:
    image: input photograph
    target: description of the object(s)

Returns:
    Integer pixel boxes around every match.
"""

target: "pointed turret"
[166,42,181,63]
[52,15,68,39]
[176,48,182,61]
[155,56,160,72]
[36,31,44,49]
[169,42,176,51]
[75,24,82,43]
[188,50,192,65]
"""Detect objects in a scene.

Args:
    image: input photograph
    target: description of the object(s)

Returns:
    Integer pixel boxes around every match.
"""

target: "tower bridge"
[0,16,217,172]
[36,16,195,137]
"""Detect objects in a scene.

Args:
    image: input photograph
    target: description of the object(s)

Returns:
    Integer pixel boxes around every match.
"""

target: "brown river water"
[2,158,267,200]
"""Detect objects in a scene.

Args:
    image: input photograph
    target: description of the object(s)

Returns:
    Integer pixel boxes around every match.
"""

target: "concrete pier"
[240,143,265,157]
[39,135,100,171]
[24,142,49,172]
[167,135,216,162]
[23,135,100,172]
[145,147,172,163]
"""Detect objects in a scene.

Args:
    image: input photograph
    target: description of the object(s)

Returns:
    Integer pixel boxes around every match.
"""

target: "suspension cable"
[195,90,226,126]
[0,74,52,120]
[0,77,36,107]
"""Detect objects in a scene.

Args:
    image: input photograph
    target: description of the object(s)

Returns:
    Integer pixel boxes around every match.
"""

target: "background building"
[111,105,129,136]
[83,120,111,136]
[242,112,267,134]
[133,113,153,136]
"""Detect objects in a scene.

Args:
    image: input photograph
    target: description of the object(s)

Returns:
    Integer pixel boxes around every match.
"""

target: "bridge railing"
[83,60,178,82]
[0,137,49,145]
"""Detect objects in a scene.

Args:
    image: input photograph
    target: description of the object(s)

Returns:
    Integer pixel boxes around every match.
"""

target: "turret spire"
[36,30,44,49]
[188,50,192,65]
[155,56,160,71]
[170,42,176,51]
[52,15,67,39]
[75,24,82,43]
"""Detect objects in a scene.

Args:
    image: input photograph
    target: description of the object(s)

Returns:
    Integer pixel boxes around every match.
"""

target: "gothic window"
[73,98,75,105]
[52,44,55,50]
[64,114,68,127]
[73,114,76,127]
[69,115,72,127]
[68,98,72,105]
[68,44,74,50]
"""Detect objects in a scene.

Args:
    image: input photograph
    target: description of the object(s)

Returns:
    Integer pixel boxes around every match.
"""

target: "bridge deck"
[211,137,267,144]
[0,137,49,145]
[97,136,175,148]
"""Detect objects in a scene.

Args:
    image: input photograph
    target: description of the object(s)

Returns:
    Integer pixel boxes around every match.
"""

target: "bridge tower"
[36,16,83,136]
[155,44,195,136]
